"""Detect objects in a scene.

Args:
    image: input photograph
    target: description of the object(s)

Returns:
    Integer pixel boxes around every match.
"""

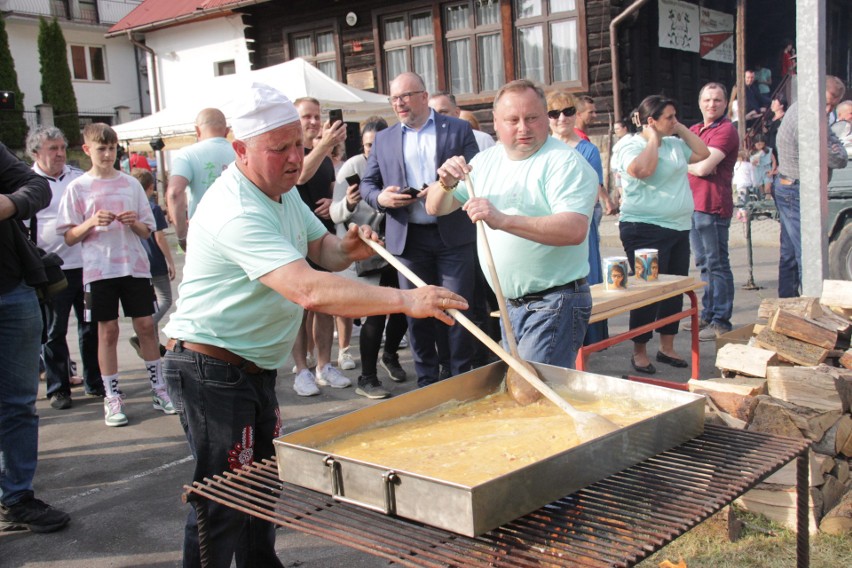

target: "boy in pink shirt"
[56,124,175,426]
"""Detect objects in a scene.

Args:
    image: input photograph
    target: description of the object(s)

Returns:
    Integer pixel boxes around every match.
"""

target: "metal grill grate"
[185,425,811,567]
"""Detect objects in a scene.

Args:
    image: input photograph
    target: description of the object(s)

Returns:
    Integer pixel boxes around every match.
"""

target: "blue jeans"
[619,222,691,342]
[506,282,592,369]
[163,347,284,568]
[774,178,801,297]
[0,282,42,507]
[690,211,734,330]
[43,268,101,398]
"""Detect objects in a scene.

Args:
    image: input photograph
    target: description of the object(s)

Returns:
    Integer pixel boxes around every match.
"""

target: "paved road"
[1,217,783,567]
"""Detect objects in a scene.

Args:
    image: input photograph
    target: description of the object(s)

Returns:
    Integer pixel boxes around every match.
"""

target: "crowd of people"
[1,63,849,567]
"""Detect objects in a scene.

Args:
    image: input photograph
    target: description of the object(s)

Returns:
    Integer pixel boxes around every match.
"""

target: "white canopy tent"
[112,58,394,142]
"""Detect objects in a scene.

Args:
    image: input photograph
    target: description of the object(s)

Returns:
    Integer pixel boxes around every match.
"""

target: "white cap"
[230,82,299,140]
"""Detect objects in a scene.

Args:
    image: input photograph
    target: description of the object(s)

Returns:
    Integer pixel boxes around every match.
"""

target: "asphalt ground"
[1,215,784,567]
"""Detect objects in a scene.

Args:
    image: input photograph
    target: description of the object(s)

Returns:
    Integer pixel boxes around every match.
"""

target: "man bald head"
[195,108,229,140]
[837,100,852,123]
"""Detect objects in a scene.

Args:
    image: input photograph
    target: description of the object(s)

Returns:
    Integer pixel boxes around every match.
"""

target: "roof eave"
[104,0,269,39]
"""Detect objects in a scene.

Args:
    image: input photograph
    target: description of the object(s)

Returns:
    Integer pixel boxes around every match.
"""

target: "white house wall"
[144,15,251,112]
[5,16,148,117]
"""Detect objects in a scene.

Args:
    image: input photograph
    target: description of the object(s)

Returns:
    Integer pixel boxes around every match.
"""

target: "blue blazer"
[360,114,480,255]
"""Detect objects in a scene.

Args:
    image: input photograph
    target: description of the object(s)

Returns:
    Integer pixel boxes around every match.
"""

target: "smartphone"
[328,109,343,125]
[345,173,361,186]
[400,187,420,198]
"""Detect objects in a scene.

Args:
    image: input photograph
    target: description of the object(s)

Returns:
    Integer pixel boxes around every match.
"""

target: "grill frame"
[184,424,811,567]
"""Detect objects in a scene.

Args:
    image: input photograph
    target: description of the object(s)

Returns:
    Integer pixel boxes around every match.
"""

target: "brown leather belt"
[165,339,266,374]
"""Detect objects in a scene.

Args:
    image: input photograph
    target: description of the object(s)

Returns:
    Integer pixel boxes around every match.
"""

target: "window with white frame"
[444,0,504,95]
[380,9,437,94]
[69,44,106,82]
[291,30,338,80]
[514,0,584,87]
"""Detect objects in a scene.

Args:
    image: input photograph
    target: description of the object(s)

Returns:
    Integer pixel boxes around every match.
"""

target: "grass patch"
[637,507,851,568]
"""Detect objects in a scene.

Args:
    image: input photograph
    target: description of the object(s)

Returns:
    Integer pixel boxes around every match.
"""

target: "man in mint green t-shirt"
[166,108,235,251]
[426,79,598,370]
[162,83,468,568]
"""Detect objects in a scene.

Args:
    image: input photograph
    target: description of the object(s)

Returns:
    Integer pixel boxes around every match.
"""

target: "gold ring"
[441,298,447,308]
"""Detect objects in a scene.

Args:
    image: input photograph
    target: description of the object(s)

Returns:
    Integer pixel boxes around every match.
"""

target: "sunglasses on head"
[547,107,577,119]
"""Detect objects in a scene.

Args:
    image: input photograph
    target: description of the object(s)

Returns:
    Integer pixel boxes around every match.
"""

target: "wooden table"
[577,275,706,382]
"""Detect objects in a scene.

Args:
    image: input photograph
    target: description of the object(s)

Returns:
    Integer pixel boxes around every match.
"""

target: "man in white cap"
[162,83,467,568]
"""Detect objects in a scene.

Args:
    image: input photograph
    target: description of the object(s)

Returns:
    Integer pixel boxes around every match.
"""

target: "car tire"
[828,222,852,281]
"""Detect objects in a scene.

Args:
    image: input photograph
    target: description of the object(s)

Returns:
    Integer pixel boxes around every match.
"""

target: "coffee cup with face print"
[634,248,659,281]
[603,257,629,290]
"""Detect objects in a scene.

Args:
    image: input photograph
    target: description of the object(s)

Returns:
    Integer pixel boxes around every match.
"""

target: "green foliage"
[38,17,80,145]
[0,14,29,149]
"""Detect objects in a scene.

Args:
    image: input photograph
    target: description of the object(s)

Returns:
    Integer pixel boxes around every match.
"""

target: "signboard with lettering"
[699,7,734,63]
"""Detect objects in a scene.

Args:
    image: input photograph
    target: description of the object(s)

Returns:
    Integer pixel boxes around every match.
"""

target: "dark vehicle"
[828,120,852,280]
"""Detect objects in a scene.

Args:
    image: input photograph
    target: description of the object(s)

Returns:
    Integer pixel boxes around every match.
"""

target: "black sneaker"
[355,375,390,399]
[50,392,72,410]
[380,353,407,383]
[85,389,106,398]
[0,498,70,533]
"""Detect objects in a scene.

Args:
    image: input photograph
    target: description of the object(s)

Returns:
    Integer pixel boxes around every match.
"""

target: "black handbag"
[351,206,388,277]
[15,217,67,302]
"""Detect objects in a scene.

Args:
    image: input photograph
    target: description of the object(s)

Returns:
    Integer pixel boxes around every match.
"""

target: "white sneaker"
[315,364,351,389]
[338,346,356,370]
[292,353,317,374]
[104,395,128,427]
[152,388,177,415]
[294,369,320,397]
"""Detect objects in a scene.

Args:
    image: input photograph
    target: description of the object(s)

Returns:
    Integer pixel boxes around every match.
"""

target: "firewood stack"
[690,280,852,535]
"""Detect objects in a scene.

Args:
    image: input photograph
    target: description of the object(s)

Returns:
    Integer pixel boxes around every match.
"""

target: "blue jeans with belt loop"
[163,346,283,568]
[506,281,592,369]
[0,282,42,507]
[774,177,802,297]
[690,211,734,331]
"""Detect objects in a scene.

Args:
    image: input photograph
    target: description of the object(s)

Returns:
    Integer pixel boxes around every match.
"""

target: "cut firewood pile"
[692,280,852,535]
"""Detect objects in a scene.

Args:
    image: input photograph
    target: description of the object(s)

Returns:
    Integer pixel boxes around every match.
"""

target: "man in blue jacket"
[361,72,479,387]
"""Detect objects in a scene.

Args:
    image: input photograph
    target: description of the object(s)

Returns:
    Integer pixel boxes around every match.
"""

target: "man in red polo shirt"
[686,82,740,341]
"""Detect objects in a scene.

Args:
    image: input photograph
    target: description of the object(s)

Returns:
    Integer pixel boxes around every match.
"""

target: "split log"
[688,376,767,397]
[758,297,823,320]
[692,389,757,422]
[737,486,822,533]
[821,280,852,310]
[765,366,843,412]
[715,343,778,378]
[819,489,852,535]
[703,397,748,429]
[815,309,852,336]
[840,349,852,370]
[817,365,852,412]
[832,459,850,485]
[829,306,852,320]
[819,475,846,517]
[813,415,852,456]
[749,396,841,442]
[765,450,827,487]
[769,309,838,350]
[754,327,829,367]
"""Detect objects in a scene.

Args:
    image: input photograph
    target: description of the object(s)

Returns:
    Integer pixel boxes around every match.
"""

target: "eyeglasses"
[388,91,425,104]
[547,107,577,120]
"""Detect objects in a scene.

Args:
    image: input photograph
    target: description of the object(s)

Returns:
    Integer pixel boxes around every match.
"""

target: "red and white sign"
[699,7,734,63]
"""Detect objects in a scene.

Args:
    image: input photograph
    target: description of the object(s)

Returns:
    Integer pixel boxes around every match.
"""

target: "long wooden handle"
[464,174,521,359]
[358,232,581,418]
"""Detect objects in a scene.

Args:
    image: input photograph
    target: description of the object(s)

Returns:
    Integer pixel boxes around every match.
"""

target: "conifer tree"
[0,14,28,149]
[39,17,80,145]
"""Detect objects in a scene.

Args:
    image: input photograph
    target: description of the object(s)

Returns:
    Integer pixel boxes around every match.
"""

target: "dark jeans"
[774,178,801,297]
[619,222,691,343]
[43,268,101,398]
[360,266,408,376]
[163,347,283,568]
[397,224,476,387]
[689,211,734,330]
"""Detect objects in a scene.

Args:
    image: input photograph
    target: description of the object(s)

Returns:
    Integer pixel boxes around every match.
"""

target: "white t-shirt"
[55,172,156,285]
[163,165,328,370]
[32,163,85,269]
[733,160,756,188]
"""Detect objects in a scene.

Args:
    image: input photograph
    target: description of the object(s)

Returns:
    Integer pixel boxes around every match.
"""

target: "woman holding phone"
[331,118,409,399]
[612,95,709,375]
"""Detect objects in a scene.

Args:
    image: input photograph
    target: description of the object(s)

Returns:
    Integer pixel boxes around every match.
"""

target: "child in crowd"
[56,123,176,427]
[129,168,175,357]
[733,149,756,222]
[749,135,776,198]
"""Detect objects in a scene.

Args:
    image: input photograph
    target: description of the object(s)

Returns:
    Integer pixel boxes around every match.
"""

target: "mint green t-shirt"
[170,137,236,218]
[612,135,694,231]
[163,165,328,370]
[453,136,598,299]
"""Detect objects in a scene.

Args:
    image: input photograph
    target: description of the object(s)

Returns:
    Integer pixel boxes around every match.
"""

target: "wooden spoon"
[463,174,541,405]
[356,228,620,442]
